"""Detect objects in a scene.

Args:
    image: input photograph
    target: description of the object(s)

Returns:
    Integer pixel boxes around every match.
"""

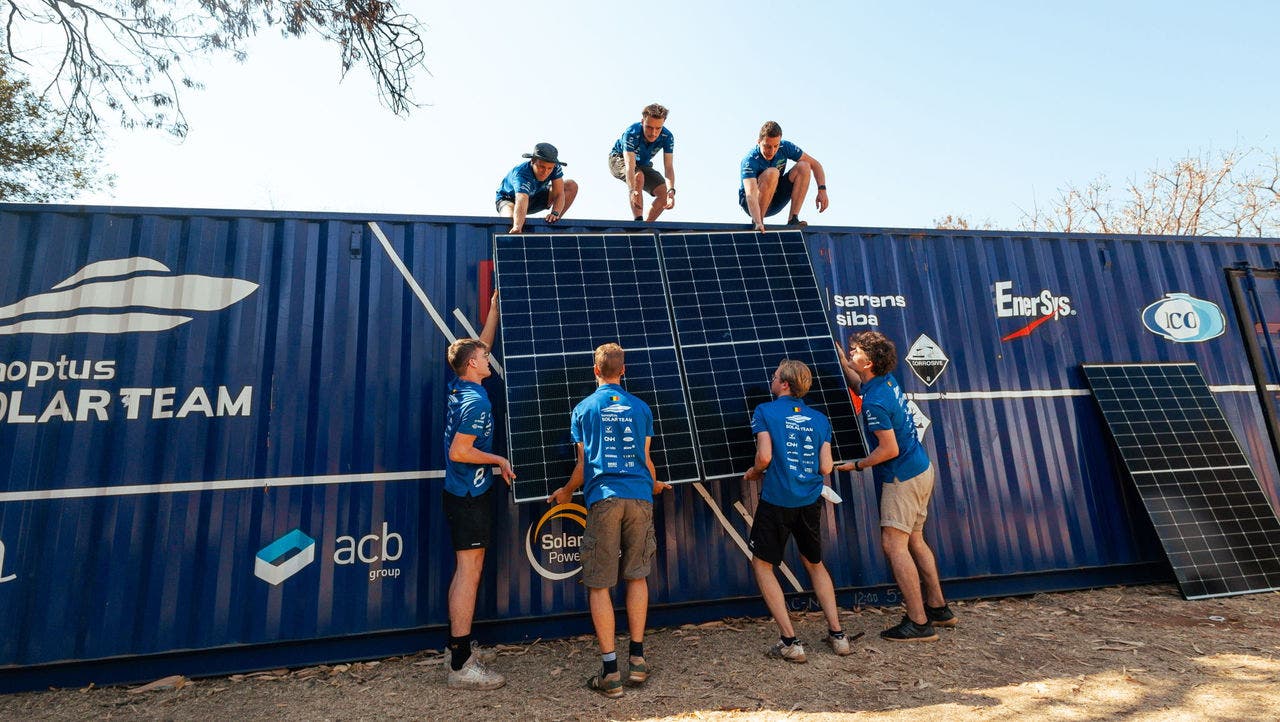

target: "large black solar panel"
[1083,362,1280,599]
[660,231,866,480]
[497,233,701,502]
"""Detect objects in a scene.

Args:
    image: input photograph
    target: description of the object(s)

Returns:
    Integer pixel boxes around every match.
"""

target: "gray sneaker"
[765,639,807,663]
[824,633,852,656]
[471,640,497,663]
[446,655,506,690]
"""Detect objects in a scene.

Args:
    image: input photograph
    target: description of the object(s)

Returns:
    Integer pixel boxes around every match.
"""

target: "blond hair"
[447,338,488,375]
[776,359,812,397]
[594,343,625,379]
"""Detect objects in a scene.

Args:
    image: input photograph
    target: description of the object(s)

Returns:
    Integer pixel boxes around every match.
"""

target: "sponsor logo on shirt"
[1141,293,1225,343]
[602,403,631,413]
[786,413,812,423]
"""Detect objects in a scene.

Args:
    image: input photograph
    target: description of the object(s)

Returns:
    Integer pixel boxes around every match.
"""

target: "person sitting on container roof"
[744,359,850,663]
[549,343,672,699]
[608,103,677,224]
[838,330,957,642]
[496,143,578,234]
[441,291,516,690]
[739,121,828,232]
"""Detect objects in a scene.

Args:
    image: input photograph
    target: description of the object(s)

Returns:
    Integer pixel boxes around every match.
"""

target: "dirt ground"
[2,583,1278,721]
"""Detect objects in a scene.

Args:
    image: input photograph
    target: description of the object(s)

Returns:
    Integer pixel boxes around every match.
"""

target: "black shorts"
[443,486,494,551]
[738,171,795,218]
[748,498,822,565]
[495,189,551,214]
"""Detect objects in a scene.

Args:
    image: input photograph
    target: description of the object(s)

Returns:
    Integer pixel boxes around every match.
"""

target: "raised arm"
[479,290,499,349]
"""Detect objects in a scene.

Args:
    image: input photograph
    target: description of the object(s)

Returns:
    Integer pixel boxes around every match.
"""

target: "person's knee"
[564,179,579,196]
[792,160,812,177]
[881,527,909,553]
[759,167,780,186]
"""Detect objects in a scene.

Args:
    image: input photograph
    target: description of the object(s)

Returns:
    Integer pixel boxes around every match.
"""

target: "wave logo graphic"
[1141,293,1225,343]
[786,414,812,423]
[525,503,587,580]
[601,403,631,414]
[254,529,316,586]
[0,257,258,335]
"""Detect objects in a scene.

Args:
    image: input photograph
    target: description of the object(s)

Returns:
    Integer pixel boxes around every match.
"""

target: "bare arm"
[547,178,566,222]
[511,193,530,233]
[836,429,898,472]
[743,430,772,481]
[837,342,862,392]
[743,176,765,232]
[479,290,499,349]
[449,432,516,484]
[663,154,676,209]
[645,437,672,495]
[800,152,829,212]
[549,443,585,504]
[820,441,834,476]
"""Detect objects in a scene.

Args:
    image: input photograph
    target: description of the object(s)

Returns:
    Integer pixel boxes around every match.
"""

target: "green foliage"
[0,59,112,202]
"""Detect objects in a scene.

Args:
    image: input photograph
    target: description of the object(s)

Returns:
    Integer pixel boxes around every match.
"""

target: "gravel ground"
[1,584,1278,721]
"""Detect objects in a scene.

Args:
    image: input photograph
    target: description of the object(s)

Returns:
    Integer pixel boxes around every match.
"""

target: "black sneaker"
[926,603,957,628]
[880,615,938,642]
[786,216,808,228]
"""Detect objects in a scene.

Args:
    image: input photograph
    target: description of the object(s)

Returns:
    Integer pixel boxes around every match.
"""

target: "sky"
[68,1,1280,230]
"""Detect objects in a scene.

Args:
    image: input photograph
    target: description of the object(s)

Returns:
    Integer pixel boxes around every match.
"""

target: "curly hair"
[851,331,898,376]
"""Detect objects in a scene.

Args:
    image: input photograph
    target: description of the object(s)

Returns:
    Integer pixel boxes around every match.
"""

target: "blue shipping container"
[0,204,1276,691]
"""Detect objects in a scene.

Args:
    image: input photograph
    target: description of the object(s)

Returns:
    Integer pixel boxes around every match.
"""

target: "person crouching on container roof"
[495,142,578,234]
[442,291,517,690]
[739,121,829,232]
[549,343,672,698]
[744,359,851,662]
[608,103,677,223]
[837,330,956,642]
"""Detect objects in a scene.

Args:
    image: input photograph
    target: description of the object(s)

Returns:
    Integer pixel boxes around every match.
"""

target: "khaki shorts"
[608,154,666,194]
[581,497,656,589]
[879,465,935,533]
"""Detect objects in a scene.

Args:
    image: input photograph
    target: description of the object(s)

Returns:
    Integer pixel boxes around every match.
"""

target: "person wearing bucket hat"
[739,121,829,232]
[495,142,578,233]
[608,103,677,223]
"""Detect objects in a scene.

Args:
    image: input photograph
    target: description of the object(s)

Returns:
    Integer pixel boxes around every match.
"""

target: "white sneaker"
[447,655,506,690]
[825,633,852,656]
[765,639,807,663]
[471,640,497,664]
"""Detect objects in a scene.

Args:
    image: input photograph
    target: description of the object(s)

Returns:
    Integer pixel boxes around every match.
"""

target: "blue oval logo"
[1141,293,1225,343]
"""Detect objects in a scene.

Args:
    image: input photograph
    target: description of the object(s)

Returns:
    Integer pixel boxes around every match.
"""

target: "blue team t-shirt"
[570,383,655,507]
[610,122,675,167]
[751,396,832,508]
[443,377,495,497]
[739,140,804,192]
[859,374,931,485]
[495,160,564,202]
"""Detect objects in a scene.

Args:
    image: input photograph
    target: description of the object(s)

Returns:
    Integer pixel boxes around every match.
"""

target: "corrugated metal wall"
[1,205,1276,688]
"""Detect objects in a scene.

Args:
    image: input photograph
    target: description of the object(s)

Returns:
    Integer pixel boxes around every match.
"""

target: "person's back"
[751,395,831,508]
[572,383,655,505]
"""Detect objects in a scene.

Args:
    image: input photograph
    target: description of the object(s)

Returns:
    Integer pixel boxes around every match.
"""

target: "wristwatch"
[853,459,862,471]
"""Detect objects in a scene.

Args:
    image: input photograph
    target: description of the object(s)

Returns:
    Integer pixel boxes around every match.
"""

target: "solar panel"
[1082,362,1280,599]
[660,231,866,480]
[497,233,701,503]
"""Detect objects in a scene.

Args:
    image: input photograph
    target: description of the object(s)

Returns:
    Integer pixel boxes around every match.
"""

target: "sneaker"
[626,656,650,686]
[586,671,624,698]
[880,615,938,643]
[824,633,852,656]
[471,640,498,663]
[765,639,807,663]
[786,216,809,228]
[446,655,506,690]
[926,604,957,628]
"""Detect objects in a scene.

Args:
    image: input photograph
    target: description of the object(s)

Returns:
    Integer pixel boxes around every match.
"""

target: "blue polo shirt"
[739,140,804,192]
[610,122,675,167]
[570,383,655,507]
[859,374,931,485]
[751,396,832,508]
[495,160,564,202]
[443,377,495,497]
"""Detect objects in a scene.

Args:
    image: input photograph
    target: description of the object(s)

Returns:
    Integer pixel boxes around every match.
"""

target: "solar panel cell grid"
[1083,362,1280,599]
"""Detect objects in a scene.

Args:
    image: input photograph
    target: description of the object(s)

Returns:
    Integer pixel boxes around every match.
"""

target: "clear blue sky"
[76,1,1279,230]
